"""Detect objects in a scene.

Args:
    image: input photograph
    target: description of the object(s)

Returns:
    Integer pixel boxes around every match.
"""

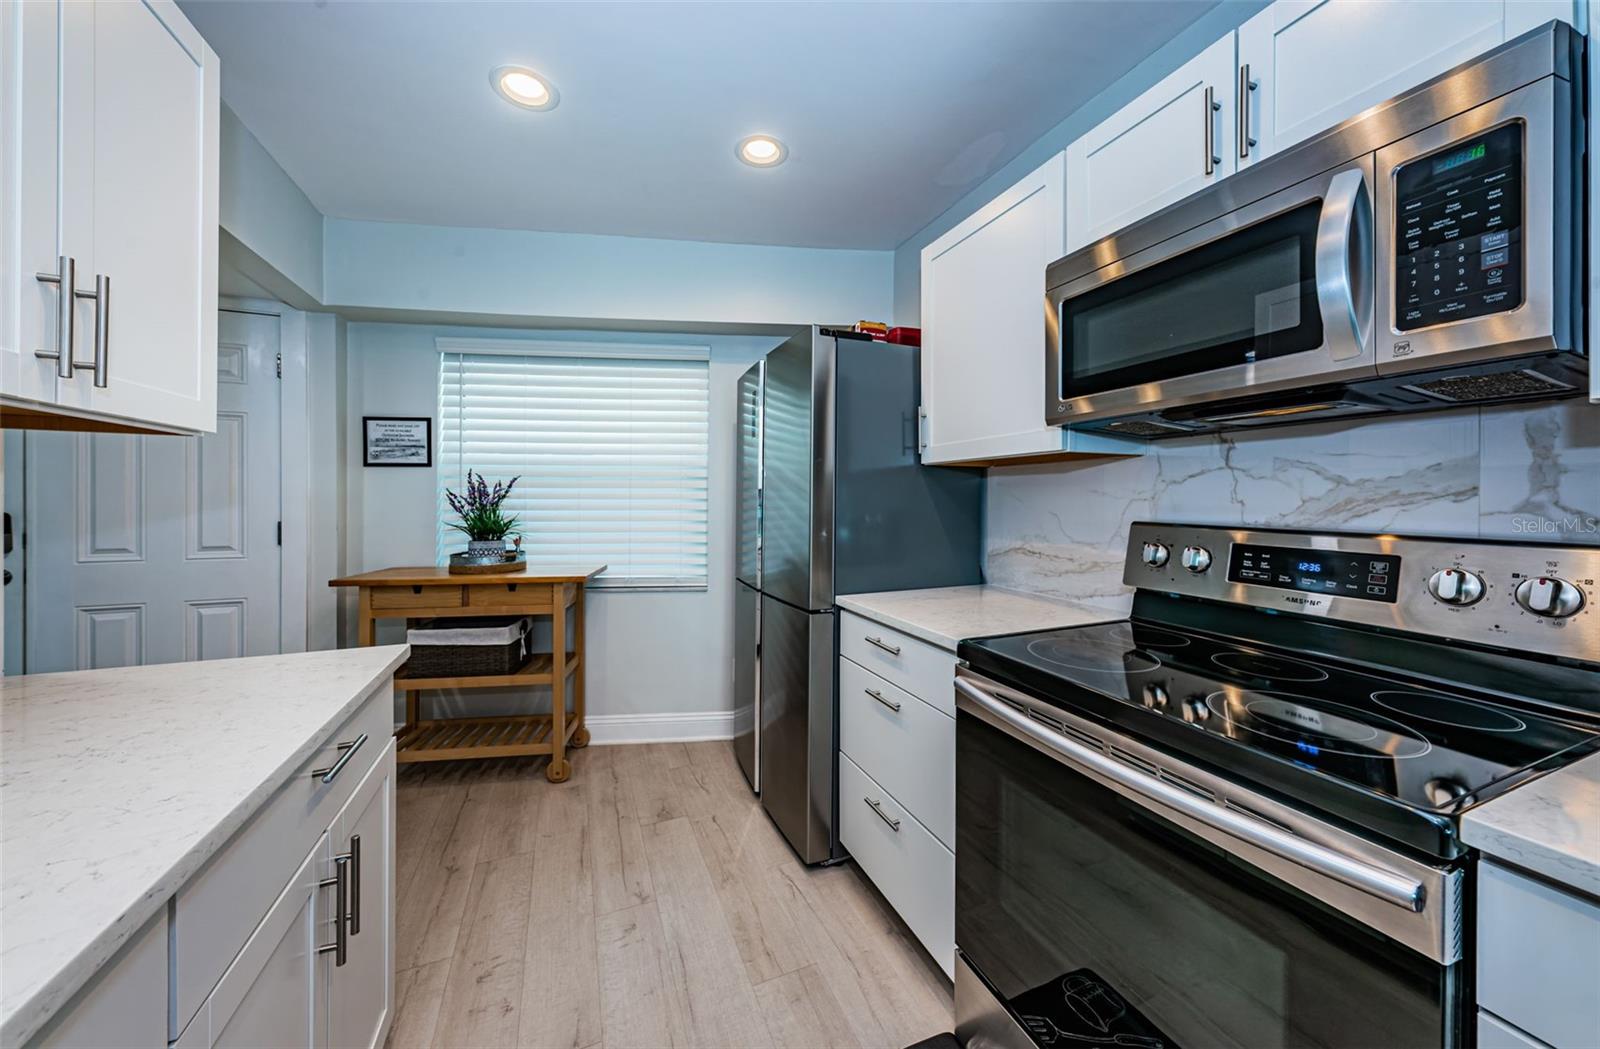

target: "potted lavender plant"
[445,471,521,562]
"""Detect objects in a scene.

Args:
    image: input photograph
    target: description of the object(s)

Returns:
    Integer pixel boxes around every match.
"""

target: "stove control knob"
[1140,541,1170,568]
[1426,568,1484,606]
[1179,545,1213,573]
[1142,683,1169,710]
[1514,576,1585,618]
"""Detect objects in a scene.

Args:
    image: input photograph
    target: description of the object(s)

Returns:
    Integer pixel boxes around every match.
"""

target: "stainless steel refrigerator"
[733,327,982,864]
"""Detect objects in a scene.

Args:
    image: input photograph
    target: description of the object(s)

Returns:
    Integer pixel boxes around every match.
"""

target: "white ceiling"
[181,0,1217,250]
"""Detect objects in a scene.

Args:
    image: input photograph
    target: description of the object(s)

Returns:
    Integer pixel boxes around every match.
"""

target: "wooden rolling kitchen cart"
[329,564,605,782]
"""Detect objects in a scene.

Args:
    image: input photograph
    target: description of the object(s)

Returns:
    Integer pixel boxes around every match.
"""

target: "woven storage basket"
[405,616,532,677]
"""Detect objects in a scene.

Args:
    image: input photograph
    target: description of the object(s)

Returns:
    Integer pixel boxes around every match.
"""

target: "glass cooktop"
[960,618,1600,858]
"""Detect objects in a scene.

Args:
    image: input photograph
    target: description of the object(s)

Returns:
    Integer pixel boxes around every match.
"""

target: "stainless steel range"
[953,524,1599,1049]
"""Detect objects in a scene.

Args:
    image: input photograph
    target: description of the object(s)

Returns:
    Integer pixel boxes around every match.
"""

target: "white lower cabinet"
[330,745,395,1049]
[1478,1010,1553,1049]
[837,616,958,978]
[178,737,396,1049]
[1477,860,1600,1049]
[839,753,955,979]
[177,835,329,1049]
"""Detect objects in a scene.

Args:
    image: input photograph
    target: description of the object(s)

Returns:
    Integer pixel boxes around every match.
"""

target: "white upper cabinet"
[1238,1,1583,168]
[919,154,1134,465]
[1064,35,1237,254]
[2,0,218,434]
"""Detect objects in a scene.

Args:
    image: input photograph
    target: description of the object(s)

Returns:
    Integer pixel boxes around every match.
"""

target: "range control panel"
[1227,544,1400,603]
[1395,122,1524,332]
[1126,523,1598,665]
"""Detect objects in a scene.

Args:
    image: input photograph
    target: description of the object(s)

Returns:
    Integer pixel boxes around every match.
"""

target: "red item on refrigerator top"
[884,326,921,346]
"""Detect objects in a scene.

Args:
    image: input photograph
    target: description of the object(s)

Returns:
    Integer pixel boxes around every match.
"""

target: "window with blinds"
[437,349,710,588]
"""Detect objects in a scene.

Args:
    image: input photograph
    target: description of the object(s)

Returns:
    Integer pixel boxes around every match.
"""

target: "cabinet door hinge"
[917,404,929,454]
[275,352,282,378]
[276,521,283,546]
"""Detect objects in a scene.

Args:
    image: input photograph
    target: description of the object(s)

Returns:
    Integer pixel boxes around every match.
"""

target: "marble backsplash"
[985,399,1600,610]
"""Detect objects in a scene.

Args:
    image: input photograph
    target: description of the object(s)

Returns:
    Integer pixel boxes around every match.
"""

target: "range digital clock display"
[1227,544,1402,603]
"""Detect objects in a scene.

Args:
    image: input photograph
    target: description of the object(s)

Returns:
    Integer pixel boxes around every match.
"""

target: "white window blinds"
[437,350,710,588]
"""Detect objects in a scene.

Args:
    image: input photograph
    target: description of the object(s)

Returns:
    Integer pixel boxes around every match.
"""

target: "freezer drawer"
[758,594,837,864]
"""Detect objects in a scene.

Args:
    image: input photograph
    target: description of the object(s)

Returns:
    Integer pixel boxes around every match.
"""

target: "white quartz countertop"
[1462,748,1600,898]
[0,646,409,1046]
[838,585,1119,651]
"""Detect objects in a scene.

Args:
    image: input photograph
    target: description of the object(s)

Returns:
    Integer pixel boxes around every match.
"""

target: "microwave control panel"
[1394,122,1524,332]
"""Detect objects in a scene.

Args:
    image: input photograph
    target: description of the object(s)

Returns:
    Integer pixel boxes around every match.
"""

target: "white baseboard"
[587,710,735,745]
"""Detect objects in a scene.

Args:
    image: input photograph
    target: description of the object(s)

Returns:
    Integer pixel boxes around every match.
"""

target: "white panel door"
[53,0,219,433]
[329,742,394,1049]
[0,0,64,408]
[1065,34,1236,252]
[25,310,280,672]
[1237,1,1508,168]
[920,154,1068,464]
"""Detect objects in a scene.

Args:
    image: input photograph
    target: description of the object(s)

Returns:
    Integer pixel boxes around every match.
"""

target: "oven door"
[954,671,1467,1049]
[1046,159,1375,429]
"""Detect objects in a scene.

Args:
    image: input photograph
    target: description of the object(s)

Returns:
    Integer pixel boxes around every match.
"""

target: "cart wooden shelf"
[329,563,605,782]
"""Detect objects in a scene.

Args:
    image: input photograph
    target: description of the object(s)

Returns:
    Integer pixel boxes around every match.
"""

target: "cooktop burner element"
[1024,637,1162,676]
[1371,690,1529,733]
[1210,650,1330,683]
[1206,690,1433,759]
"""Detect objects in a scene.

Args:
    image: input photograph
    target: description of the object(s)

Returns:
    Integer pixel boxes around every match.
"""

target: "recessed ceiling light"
[492,65,558,111]
[737,134,787,168]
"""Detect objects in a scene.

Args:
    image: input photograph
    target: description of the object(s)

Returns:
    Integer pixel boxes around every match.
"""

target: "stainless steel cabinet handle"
[1203,85,1221,175]
[955,676,1425,912]
[34,256,79,379]
[865,687,901,713]
[864,635,901,656]
[1313,167,1373,364]
[348,834,362,935]
[311,732,368,784]
[864,796,900,831]
[82,274,108,388]
[317,854,350,966]
[1238,64,1258,159]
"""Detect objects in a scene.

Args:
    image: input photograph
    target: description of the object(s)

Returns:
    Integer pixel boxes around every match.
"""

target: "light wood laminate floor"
[386,741,954,1049]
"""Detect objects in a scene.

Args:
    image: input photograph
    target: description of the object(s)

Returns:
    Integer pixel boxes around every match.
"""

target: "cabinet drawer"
[370,585,461,610]
[839,753,954,978]
[467,584,552,610]
[1478,861,1600,1049]
[171,687,390,1038]
[840,612,957,716]
[839,657,954,847]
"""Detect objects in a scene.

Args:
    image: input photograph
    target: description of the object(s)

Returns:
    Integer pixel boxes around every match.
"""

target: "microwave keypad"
[1395,123,1524,332]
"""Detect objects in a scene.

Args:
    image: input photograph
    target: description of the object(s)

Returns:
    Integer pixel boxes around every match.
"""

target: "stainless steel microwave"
[1046,21,1586,439]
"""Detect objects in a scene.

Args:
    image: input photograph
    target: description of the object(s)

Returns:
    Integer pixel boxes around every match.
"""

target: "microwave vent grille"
[1104,419,1193,437]
[1402,369,1574,403]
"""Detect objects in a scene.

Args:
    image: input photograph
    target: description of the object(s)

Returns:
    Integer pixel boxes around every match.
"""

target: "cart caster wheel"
[546,758,572,783]
[571,727,591,748]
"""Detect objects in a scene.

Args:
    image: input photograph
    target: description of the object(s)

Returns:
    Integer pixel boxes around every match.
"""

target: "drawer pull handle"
[311,733,368,784]
[348,834,362,935]
[865,687,901,713]
[864,796,900,831]
[317,853,350,966]
[864,635,901,656]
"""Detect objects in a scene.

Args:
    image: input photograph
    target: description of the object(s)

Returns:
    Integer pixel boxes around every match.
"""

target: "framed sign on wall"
[364,416,433,467]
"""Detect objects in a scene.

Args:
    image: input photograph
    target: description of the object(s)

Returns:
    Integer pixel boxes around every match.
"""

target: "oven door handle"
[954,677,1426,913]
[1314,166,1373,364]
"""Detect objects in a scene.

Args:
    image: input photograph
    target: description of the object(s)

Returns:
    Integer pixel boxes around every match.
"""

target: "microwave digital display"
[1394,122,1524,332]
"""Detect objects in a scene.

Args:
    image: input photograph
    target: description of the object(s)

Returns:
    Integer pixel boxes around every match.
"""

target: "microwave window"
[1060,202,1324,399]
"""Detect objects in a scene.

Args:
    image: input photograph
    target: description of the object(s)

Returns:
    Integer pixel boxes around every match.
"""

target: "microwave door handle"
[1314,167,1373,364]
[954,676,1426,913]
